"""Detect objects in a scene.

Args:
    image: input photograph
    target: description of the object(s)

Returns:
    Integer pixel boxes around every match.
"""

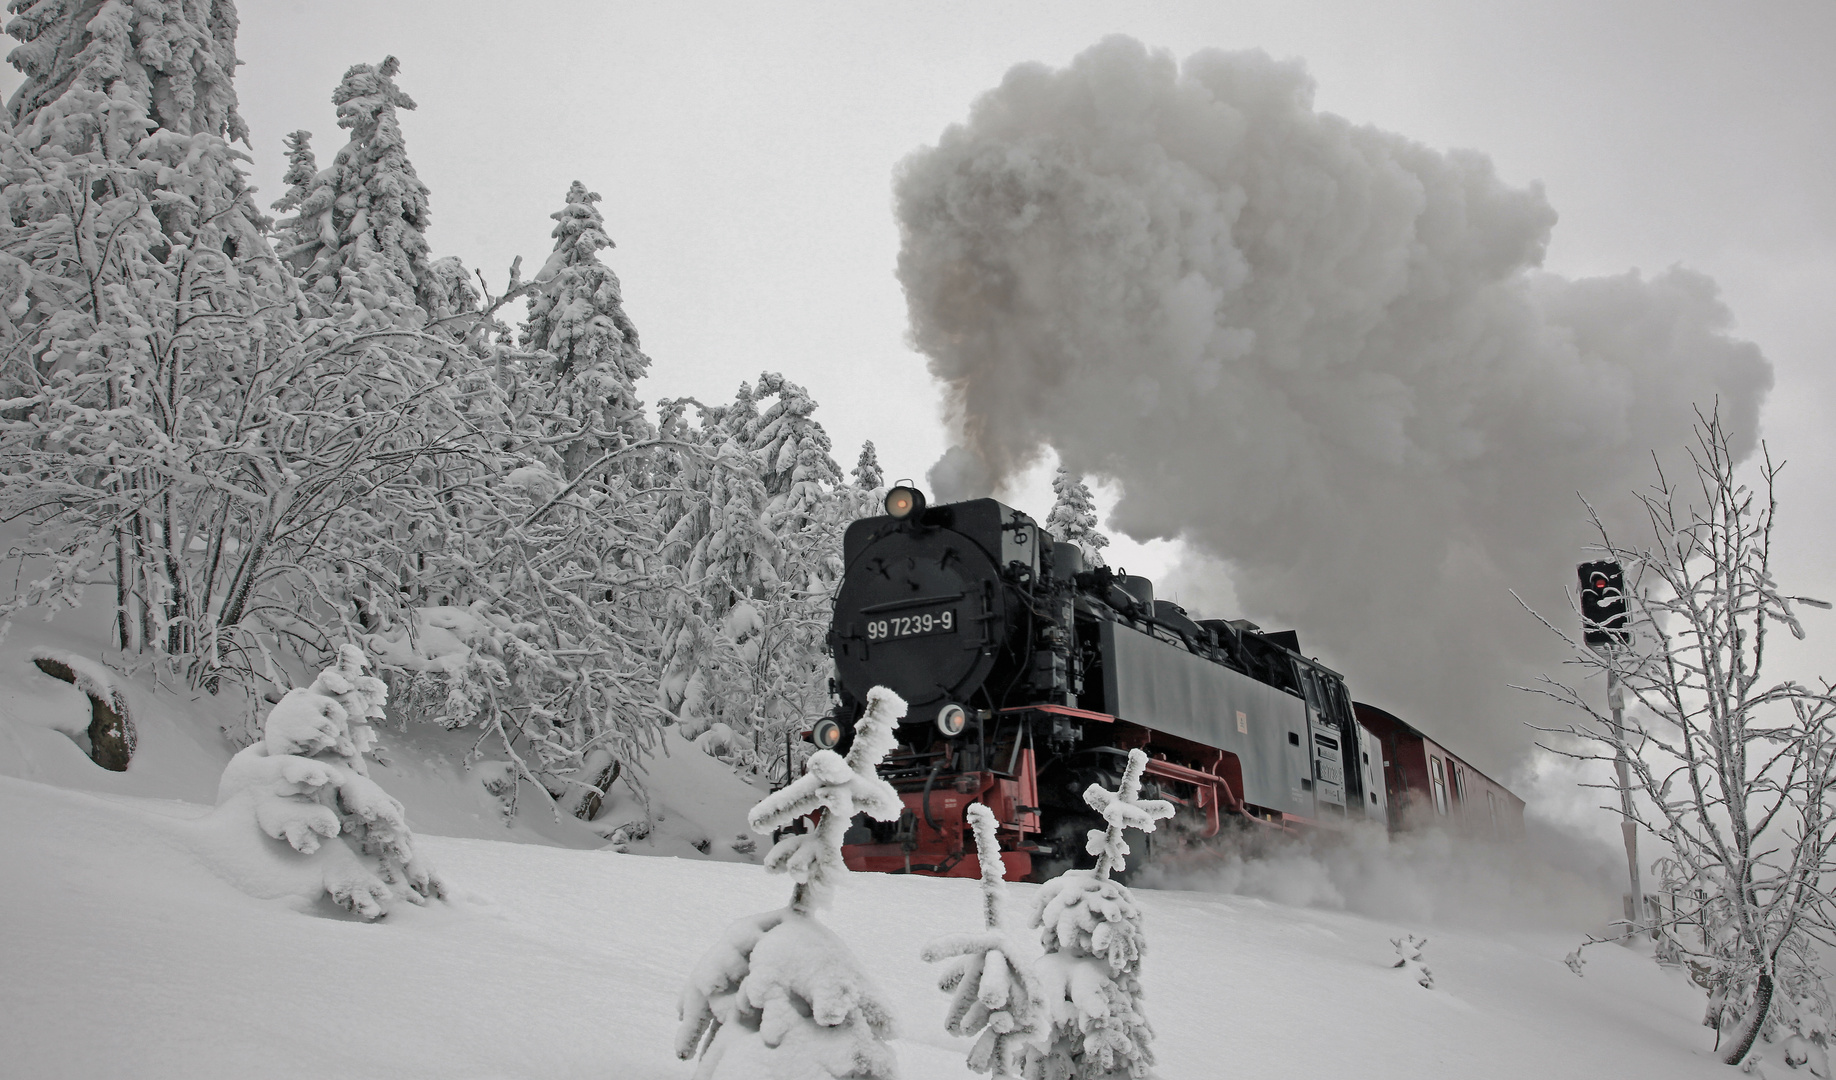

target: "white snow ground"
[0,772,1728,1079]
[0,610,1737,1079]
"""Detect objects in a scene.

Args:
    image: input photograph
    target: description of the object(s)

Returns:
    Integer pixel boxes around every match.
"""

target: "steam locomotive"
[816,485,1524,882]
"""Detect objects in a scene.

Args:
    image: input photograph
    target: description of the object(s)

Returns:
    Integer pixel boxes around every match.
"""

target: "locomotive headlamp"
[936,702,968,737]
[811,717,843,750]
[885,485,926,521]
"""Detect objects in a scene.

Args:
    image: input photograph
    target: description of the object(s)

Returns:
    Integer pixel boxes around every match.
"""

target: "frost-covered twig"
[675,686,907,1079]
[1392,934,1433,989]
[749,685,905,913]
[922,803,1044,1077]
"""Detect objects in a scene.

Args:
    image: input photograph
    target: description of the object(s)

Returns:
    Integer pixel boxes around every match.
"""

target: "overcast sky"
[16,1,1833,781]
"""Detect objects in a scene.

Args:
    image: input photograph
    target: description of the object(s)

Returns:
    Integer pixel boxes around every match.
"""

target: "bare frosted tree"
[1519,409,1836,1069]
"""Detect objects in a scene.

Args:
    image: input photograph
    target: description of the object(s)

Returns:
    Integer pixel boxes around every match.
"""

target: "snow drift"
[895,36,1772,774]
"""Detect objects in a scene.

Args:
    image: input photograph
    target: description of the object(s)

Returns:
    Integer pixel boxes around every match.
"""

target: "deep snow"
[0,611,1736,1079]
[0,778,1730,1078]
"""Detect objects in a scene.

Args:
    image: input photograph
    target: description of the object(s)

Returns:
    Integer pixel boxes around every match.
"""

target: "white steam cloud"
[896,37,1771,775]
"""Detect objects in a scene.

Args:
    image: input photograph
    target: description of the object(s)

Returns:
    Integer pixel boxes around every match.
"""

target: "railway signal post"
[1579,561,1642,933]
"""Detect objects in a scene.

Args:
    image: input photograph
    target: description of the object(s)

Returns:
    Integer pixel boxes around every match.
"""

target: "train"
[812,484,1525,882]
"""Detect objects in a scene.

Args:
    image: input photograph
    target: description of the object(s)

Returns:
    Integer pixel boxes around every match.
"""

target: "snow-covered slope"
[0,602,766,859]
[0,611,1733,1078]
[0,769,1727,1080]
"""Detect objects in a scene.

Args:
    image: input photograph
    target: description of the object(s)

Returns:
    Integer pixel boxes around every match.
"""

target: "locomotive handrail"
[1137,755,1245,839]
[859,591,965,614]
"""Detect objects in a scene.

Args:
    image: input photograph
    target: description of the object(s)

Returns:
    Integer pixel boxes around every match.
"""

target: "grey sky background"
[15,2,1832,787]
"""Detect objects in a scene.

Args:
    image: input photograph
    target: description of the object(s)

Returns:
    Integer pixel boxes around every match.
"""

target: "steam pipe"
[921,760,942,833]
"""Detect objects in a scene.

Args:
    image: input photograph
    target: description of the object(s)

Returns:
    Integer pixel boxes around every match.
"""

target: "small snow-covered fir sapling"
[1030,747,1175,1080]
[675,687,908,1079]
[213,645,443,919]
[1392,934,1433,989]
[921,802,1045,1077]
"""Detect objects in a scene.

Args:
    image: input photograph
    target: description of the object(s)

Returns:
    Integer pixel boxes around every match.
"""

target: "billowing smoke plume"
[896,37,1770,775]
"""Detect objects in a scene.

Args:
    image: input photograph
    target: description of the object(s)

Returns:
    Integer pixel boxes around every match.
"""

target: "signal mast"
[1578,560,1641,932]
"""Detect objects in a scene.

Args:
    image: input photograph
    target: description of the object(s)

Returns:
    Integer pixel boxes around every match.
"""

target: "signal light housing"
[885,485,926,521]
[811,717,843,750]
[1578,560,1631,648]
[936,702,967,737]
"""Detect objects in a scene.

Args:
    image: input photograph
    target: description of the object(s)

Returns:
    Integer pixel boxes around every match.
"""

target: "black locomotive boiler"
[817,485,1522,881]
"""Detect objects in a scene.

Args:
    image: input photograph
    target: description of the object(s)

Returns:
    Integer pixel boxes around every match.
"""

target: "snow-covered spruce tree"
[269,128,323,266]
[1046,467,1109,568]
[742,373,849,756]
[1520,410,1836,1069]
[656,385,785,723]
[676,686,907,1078]
[655,393,780,740]
[6,0,249,143]
[214,644,443,918]
[521,180,652,480]
[273,56,435,324]
[1029,747,1174,1079]
[923,802,1045,1077]
[751,372,845,535]
[852,440,883,491]
[650,374,858,783]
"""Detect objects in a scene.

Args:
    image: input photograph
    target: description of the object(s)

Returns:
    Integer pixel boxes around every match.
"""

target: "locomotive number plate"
[864,607,957,641]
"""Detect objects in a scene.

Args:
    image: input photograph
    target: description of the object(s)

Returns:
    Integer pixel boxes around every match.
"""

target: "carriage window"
[1430,756,1449,815]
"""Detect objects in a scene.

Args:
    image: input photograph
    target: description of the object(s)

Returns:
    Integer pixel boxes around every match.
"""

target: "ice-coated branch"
[1518,407,1836,1067]
[675,687,909,1078]
[1083,747,1176,880]
[750,686,905,912]
[920,801,1044,1077]
[969,802,1007,929]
